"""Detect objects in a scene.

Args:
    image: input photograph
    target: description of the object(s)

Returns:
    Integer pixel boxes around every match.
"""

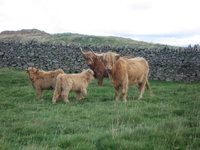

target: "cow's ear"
[94,53,103,62]
[115,54,120,60]
[97,55,103,61]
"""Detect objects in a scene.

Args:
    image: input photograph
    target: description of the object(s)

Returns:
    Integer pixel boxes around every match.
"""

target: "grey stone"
[0,40,200,82]
[27,63,34,67]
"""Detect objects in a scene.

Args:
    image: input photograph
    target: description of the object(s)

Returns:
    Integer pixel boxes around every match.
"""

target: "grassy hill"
[0,68,200,150]
[0,29,169,48]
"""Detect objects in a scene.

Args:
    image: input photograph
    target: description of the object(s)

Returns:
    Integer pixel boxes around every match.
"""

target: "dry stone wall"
[0,40,200,82]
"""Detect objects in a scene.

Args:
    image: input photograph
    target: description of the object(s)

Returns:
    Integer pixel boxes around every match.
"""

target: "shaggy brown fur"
[95,52,152,101]
[52,69,94,104]
[26,67,64,99]
[81,48,134,86]
[81,50,107,86]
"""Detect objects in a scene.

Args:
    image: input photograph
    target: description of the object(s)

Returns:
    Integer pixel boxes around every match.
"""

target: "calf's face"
[26,67,38,79]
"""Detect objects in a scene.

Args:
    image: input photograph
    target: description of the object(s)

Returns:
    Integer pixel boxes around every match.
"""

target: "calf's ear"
[88,69,94,75]
[86,70,94,78]
[35,69,39,74]
[33,68,39,74]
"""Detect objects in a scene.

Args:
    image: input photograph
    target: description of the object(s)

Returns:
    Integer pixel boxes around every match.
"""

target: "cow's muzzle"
[105,66,112,74]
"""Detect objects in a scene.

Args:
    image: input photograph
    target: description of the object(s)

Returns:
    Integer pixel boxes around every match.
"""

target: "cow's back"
[125,57,149,85]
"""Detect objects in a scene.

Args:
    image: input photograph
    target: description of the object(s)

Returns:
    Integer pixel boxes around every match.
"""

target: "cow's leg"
[114,86,120,101]
[36,89,43,100]
[98,76,104,87]
[122,84,128,102]
[52,91,60,104]
[138,81,146,99]
[145,80,153,96]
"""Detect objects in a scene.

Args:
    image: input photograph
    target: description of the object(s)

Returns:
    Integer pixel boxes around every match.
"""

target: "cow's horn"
[91,49,103,57]
[89,47,93,51]
[90,48,98,56]
[80,47,84,54]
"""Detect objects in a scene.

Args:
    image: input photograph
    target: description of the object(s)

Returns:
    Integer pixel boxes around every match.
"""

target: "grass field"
[0,68,200,150]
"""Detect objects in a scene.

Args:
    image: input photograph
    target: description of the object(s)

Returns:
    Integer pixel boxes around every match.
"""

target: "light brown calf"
[52,69,94,104]
[26,67,64,99]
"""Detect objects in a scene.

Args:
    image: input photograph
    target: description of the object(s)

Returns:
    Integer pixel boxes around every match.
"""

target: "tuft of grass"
[0,68,200,150]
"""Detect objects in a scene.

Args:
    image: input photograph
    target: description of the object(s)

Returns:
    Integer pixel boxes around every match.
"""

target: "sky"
[0,0,200,46]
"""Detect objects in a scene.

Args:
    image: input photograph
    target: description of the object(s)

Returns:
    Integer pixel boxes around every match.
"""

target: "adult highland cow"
[81,47,134,86]
[93,52,152,102]
[80,48,107,86]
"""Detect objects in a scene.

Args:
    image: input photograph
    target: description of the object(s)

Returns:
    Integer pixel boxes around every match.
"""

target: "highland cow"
[81,47,134,86]
[93,52,152,101]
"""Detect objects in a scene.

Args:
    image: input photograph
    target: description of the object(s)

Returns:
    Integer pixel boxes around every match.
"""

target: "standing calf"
[93,52,152,101]
[26,67,64,99]
[52,69,94,104]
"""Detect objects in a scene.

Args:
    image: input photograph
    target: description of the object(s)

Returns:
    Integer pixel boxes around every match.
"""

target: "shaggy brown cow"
[52,69,94,104]
[81,48,134,86]
[26,67,64,99]
[81,48,107,86]
[93,52,152,101]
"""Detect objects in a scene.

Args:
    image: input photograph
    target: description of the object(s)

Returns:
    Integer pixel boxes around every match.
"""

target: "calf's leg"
[76,91,82,100]
[81,89,87,99]
[62,90,69,103]
[52,91,60,104]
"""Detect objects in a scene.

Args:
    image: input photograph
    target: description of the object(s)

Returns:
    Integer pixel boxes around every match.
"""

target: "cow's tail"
[52,75,63,103]
[146,80,153,96]
[55,75,63,95]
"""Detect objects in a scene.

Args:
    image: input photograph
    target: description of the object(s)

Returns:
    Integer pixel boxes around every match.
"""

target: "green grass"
[0,68,200,150]
[47,33,166,48]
